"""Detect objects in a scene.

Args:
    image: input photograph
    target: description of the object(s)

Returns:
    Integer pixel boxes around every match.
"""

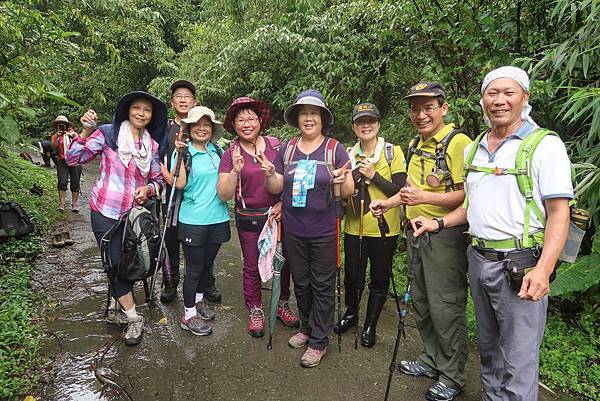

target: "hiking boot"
[425,381,462,401]
[334,307,357,334]
[160,283,178,303]
[52,233,65,248]
[288,332,309,348]
[248,307,264,338]
[301,347,326,368]
[197,300,215,321]
[123,316,144,346]
[106,309,128,326]
[180,315,213,336]
[398,360,439,379]
[62,231,74,246]
[277,301,299,327]
[204,285,222,303]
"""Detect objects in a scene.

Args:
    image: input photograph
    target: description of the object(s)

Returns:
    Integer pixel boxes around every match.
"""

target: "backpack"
[283,136,339,173]
[100,201,161,282]
[463,128,556,249]
[406,128,465,192]
[0,201,35,241]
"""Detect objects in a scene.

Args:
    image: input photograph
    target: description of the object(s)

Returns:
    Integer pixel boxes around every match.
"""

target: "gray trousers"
[467,246,547,401]
[408,225,469,388]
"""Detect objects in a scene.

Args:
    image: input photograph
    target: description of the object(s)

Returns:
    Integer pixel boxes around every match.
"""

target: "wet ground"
[32,162,564,401]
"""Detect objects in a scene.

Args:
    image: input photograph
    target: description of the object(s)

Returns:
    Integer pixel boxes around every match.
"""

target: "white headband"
[479,66,538,128]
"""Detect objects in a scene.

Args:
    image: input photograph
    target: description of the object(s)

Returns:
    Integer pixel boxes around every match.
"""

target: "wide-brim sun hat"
[52,115,74,128]
[182,106,224,143]
[284,89,334,129]
[223,96,272,134]
[113,91,168,152]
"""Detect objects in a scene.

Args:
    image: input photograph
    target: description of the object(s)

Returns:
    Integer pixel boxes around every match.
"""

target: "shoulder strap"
[436,128,465,192]
[383,142,395,167]
[283,137,299,168]
[463,131,486,180]
[324,137,338,173]
[264,136,281,152]
[405,135,420,167]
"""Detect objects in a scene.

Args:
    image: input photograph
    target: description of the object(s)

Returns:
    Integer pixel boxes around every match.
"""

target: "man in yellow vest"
[371,82,471,401]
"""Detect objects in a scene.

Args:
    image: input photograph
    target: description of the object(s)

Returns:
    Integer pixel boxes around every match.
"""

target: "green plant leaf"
[551,252,600,296]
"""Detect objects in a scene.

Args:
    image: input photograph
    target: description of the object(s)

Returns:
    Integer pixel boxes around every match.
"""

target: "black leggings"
[181,242,222,308]
[343,234,399,303]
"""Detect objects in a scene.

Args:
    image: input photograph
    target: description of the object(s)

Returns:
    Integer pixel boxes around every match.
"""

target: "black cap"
[403,81,446,100]
[170,80,196,96]
[352,102,380,121]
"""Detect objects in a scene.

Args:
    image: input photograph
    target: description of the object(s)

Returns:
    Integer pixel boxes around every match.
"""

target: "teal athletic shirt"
[172,142,229,226]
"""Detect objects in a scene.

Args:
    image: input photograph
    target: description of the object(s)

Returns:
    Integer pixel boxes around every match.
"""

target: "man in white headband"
[409,66,573,400]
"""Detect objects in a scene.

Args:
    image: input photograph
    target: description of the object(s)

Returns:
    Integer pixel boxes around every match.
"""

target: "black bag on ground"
[0,201,35,241]
[101,201,161,281]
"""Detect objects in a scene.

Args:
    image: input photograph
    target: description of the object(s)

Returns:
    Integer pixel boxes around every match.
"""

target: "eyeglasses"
[409,106,441,115]
[173,94,194,100]
[235,117,259,125]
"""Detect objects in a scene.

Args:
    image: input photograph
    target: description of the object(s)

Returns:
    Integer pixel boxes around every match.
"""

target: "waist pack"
[0,201,35,241]
[101,201,161,281]
[235,206,270,232]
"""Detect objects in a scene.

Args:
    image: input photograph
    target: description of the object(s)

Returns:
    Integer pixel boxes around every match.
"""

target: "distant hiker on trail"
[158,79,199,304]
[51,115,82,212]
[371,82,471,401]
[410,67,572,401]
[66,91,167,346]
[259,89,353,368]
[169,106,230,337]
[217,96,299,338]
[35,138,56,168]
[336,102,406,348]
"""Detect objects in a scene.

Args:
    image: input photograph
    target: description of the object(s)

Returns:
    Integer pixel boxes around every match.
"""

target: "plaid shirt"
[66,128,163,220]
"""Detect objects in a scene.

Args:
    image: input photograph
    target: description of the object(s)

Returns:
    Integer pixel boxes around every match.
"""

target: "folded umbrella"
[267,223,285,350]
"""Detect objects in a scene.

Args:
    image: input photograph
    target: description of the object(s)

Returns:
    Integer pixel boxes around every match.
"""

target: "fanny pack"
[234,206,270,232]
[474,246,558,291]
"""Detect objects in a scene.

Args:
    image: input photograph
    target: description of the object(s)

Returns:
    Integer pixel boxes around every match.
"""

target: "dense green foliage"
[0,151,62,400]
[0,0,598,398]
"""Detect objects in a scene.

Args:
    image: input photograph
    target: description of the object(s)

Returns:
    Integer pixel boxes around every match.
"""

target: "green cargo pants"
[406,224,469,388]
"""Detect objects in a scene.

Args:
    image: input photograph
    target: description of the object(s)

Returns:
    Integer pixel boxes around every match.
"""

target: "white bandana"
[348,137,385,168]
[116,120,152,177]
[479,66,538,128]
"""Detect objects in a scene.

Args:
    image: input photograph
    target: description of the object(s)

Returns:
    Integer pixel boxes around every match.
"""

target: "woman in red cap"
[217,97,299,338]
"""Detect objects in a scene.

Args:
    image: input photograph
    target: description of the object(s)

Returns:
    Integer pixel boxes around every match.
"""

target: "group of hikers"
[61,66,572,401]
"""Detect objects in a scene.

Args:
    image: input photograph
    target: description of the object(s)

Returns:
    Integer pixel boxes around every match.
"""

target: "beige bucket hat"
[182,106,224,143]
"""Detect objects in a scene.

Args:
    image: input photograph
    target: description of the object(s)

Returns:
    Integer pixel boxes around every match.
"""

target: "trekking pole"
[383,218,417,401]
[149,127,187,303]
[356,177,366,350]
[334,182,343,353]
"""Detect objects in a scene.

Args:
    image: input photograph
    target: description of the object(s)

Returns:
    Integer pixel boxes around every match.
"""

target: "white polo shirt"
[465,122,573,242]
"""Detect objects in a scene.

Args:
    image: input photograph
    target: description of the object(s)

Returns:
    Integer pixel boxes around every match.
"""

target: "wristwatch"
[433,217,445,233]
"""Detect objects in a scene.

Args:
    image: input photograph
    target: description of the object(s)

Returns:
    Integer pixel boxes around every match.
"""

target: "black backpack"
[0,201,35,241]
[101,201,161,282]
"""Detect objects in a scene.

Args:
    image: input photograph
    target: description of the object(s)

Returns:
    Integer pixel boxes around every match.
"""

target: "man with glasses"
[371,82,471,401]
[161,80,223,303]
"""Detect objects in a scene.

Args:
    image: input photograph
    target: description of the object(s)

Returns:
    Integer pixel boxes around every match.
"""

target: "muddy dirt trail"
[33,162,561,401]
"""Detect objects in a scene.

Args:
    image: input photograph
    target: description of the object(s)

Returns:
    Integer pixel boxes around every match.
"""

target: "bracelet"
[433,217,444,233]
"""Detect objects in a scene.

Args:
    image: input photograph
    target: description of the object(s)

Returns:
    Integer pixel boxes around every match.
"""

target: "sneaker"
[398,360,439,379]
[288,332,309,348]
[425,381,462,401]
[123,315,144,346]
[71,200,79,213]
[204,285,222,303]
[196,300,215,321]
[62,231,74,246]
[106,309,128,326]
[52,233,65,248]
[277,301,299,327]
[301,346,326,368]
[58,202,66,211]
[160,283,178,303]
[180,315,213,336]
[248,307,264,338]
